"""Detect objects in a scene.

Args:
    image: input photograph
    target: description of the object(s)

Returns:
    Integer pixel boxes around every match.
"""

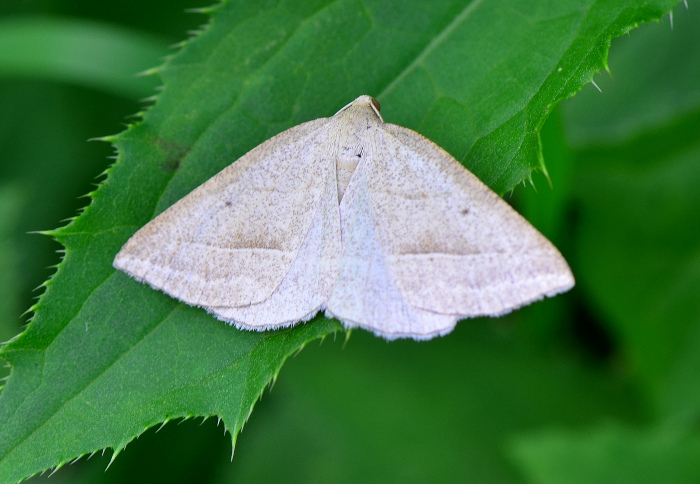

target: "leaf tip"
[185,5,216,14]
[106,446,124,471]
[156,418,171,433]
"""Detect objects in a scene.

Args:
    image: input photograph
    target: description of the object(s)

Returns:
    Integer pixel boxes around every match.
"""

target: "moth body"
[114,96,574,340]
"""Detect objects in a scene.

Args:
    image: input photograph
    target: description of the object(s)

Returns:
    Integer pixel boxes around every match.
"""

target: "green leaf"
[508,422,700,484]
[0,17,169,100]
[0,0,679,481]
[574,109,700,401]
[19,323,641,483]
[223,325,642,483]
[505,5,700,482]
[568,3,700,403]
[563,2,700,146]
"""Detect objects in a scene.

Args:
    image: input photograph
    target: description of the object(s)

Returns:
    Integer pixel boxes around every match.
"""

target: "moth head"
[334,95,384,123]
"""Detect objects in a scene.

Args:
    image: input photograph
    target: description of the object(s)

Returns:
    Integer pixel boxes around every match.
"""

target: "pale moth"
[114,95,574,340]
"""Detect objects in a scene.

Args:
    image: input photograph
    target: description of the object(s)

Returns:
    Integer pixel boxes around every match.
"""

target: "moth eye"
[370,98,381,112]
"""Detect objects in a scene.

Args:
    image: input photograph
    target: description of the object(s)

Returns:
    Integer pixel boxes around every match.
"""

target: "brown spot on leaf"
[160,160,181,172]
[150,136,190,173]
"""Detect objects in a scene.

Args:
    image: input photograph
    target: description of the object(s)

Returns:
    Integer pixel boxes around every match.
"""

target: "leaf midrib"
[378,0,485,99]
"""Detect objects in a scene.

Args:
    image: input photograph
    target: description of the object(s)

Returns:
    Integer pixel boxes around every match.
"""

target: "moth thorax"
[336,144,364,202]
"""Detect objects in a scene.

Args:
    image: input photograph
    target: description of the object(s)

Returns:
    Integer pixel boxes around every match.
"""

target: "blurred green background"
[1,1,699,483]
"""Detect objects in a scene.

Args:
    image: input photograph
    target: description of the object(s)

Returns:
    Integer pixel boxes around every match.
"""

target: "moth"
[114,95,574,340]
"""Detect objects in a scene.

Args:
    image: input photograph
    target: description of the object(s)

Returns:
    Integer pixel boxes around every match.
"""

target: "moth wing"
[326,154,457,340]
[114,118,340,314]
[368,123,574,321]
[210,150,341,329]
